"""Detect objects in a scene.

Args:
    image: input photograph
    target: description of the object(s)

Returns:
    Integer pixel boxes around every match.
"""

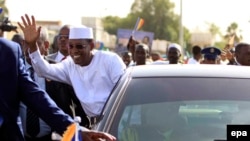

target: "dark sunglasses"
[69,44,88,49]
[58,35,69,39]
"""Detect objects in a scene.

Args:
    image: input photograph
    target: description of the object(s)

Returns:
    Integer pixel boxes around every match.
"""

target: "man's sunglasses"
[58,35,69,39]
[69,44,88,49]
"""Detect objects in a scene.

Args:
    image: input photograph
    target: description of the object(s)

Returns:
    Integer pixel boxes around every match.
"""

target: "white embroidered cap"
[69,25,94,39]
[168,43,182,52]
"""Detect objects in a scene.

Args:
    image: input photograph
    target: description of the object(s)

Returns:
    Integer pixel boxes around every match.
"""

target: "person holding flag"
[127,17,145,63]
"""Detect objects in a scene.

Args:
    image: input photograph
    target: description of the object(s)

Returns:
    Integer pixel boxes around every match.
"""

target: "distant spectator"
[121,51,132,67]
[220,51,229,65]
[150,43,182,65]
[150,52,163,62]
[134,43,150,66]
[50,34,59,54]
[187,45,202,64]
[11,33,24,50]
[167,43,182,64]
[200,47,221,64]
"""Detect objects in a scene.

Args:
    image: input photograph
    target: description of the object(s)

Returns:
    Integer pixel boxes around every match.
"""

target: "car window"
[118,100,250,141]
[112,77,250,141]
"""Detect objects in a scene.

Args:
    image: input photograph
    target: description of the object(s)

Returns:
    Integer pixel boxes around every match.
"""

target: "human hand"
[17,14,41,53]
[62,123,116,141]
[225,50,233,60]
[223,44,230,50]
[128,36,139,47]
[127,36,139,61]
[81,130,116,141]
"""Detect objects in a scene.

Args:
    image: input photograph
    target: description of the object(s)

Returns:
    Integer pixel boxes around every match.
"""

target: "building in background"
[151,40,169,54]
[190,28,213,47]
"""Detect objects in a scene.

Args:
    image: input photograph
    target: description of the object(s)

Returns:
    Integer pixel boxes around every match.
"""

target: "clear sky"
[171,0,250,36]
[5,0,250,41]
[6,0,134,24]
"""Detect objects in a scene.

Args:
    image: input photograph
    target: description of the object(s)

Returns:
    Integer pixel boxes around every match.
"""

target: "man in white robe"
[19,15,126,128]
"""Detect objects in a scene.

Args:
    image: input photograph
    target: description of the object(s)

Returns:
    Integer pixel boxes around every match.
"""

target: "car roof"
[126,64,250,78]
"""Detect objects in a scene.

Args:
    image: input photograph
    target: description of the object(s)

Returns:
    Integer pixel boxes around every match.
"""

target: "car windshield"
[112,77,250,141]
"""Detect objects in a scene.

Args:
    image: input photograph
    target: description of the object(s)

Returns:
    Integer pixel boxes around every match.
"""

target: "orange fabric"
[62,123,77,141]
[136,19,144,30]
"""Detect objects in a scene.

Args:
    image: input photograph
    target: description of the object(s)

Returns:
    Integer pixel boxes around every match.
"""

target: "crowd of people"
[1,12,250,141]
[120,35,250,66]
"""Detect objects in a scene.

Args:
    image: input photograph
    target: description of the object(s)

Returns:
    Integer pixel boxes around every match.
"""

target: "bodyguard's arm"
[15,42,73,135]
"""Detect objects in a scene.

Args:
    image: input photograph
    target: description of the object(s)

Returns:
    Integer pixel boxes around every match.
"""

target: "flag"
[132,17,144,35]
[62,123,82,141]
[135,17,144,31]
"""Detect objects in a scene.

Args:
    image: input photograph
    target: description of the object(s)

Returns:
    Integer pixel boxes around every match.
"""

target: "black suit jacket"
[0,38,74,141]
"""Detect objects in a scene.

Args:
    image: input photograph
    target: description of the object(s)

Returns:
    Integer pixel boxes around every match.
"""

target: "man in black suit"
[20,27,55,141]
[0,34,116,141]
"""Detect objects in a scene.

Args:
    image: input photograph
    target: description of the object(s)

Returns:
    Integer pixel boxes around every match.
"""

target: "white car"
[94,65,250,141]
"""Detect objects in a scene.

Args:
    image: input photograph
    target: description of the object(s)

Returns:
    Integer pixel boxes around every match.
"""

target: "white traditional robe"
[30,50,126,116]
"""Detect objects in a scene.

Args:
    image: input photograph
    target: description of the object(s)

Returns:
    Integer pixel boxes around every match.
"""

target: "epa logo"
[227,125,250,140]
[231,131,247,138]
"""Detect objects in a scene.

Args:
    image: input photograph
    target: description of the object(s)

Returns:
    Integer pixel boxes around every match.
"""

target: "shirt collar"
[56,51,66,62]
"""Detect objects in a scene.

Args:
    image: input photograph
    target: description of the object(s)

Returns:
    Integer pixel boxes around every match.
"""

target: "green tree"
[102,16,123,35]
[207,23,221,40]
[206,22,227,49]
[102,0,190,44]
